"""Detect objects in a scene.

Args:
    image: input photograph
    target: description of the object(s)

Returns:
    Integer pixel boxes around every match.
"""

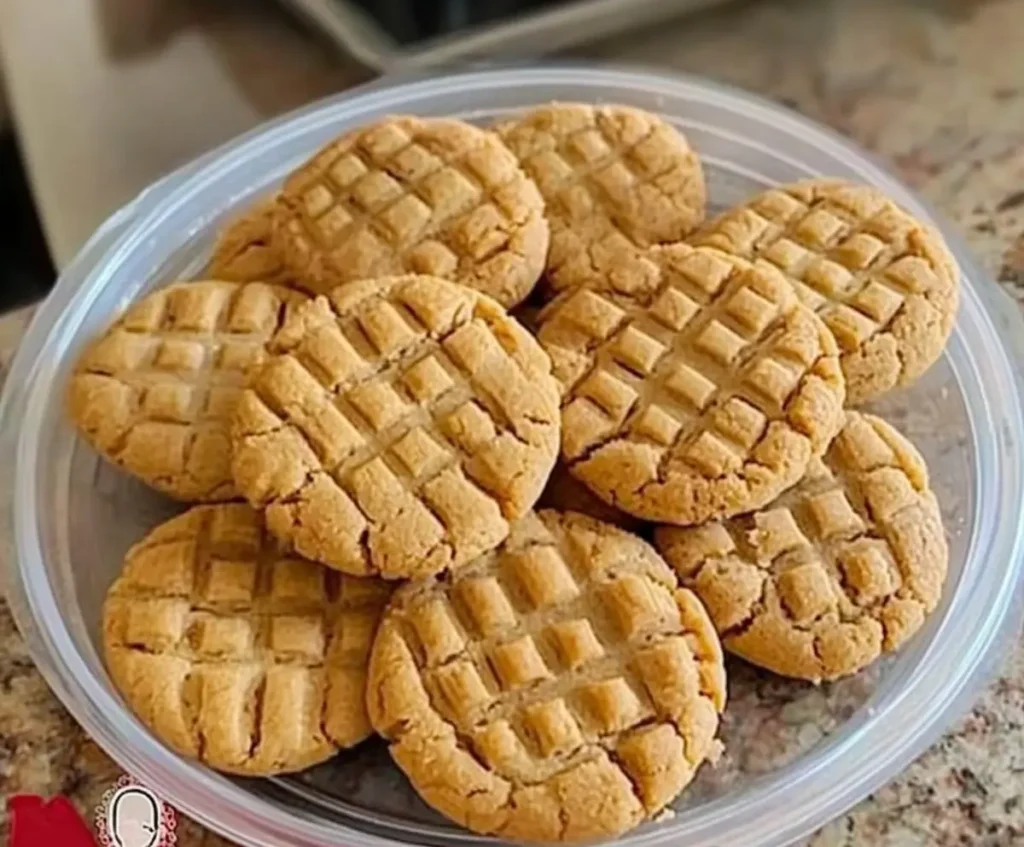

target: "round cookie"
[231,274,561,579]
[655,412,948,683]
[691,179,959,404]
[103,504,391,775]
[496,102,706,297]
[367,510,726,843]
[67,280,307,501]
[208,198,294,287]
[539,243,846,526]
[274,116,549,307]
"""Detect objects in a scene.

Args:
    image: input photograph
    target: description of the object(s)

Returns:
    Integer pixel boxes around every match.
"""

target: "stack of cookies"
[68,103,957,844]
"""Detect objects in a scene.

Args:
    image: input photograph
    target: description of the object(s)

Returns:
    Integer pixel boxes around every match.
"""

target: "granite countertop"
[2,0,1023,844]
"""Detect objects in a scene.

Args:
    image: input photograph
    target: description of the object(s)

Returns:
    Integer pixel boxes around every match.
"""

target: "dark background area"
[0,132,57,313]
[344,0,567,45]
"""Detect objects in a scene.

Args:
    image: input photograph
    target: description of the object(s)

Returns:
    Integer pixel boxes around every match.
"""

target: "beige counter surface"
[1,0,1023,844]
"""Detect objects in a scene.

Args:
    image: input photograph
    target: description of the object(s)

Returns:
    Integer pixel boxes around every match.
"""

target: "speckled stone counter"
[1,0,1022,844]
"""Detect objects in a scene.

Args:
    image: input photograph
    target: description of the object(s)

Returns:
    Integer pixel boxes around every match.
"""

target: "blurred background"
[0,0,1021,314]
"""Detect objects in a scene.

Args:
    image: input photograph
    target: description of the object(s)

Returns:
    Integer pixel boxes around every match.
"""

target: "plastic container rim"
[3,64,1024,847]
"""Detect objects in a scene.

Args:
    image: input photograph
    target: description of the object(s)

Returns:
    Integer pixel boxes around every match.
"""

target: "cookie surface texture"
[274,116,549,307]
[692,179,959,404]
[656,412,948,682]
[367,510,726,843]
[540,244,846,525]
[497,102,705,297]
[103,504,392,775]
[68,280,307,501]
[231,274,561,579]
[208,198,294,286]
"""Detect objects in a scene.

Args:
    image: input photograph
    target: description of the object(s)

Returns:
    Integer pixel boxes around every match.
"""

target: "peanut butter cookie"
[208,198,293,286]
[497,102,705,297]
[68,280,307,501]
[103,504,391,775]
[274,116,549,307]
[540,244,845,526]
[656,412,948,682]
[231,274,561,579]
[692,179,959,404]
[367,510,726,843]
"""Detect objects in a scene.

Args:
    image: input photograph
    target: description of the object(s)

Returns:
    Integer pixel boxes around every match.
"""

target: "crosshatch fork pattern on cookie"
[498,103,706,295]
[232,275,559,579]
[656,412,948,682]
[370,511,727,840]
[692,180,958,403]
[103,504,392,774]
[540,243,844,524]
[276,118,547,305]
[69,281,305,501]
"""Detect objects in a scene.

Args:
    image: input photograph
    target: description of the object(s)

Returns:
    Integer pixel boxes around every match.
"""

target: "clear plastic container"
[3,66,1024,847]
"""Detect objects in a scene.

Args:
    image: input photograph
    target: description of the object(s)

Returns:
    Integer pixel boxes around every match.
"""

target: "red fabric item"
[8,795,97,847]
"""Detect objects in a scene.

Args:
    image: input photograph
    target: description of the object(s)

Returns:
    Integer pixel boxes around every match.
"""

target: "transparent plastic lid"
[3,66,1024,847]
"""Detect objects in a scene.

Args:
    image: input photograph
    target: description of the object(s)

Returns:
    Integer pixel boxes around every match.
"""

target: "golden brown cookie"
[367,510,726,843]
[655,412,948,683]
[103,504,391,775]
[231,274,561,579]
[497,102,705,297]
[539,243,846,526]
[273,116,549,307]
[538,462,645,533]
[207,198,293,286]
[692,179,959,404]
[67,280,307,501]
